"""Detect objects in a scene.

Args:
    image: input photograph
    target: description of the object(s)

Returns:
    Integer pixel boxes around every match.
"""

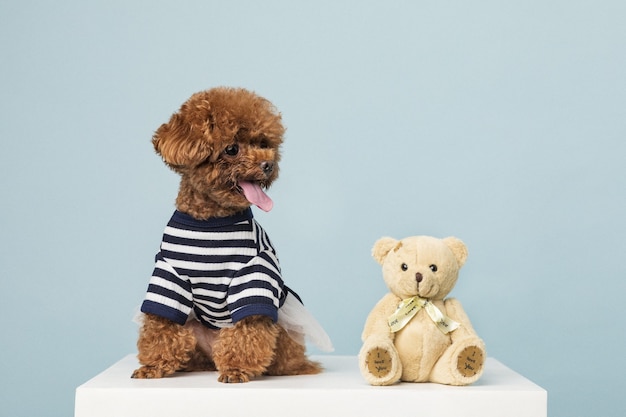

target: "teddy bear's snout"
[415,272,423,283]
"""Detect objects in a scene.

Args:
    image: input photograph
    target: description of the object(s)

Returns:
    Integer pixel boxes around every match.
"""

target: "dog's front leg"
[213,315,279,383]
[132,313,196,378]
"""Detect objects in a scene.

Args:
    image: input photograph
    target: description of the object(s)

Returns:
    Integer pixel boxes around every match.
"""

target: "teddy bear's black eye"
[429,264,438,272]
[401,263,408,271]
[224,144,239,156]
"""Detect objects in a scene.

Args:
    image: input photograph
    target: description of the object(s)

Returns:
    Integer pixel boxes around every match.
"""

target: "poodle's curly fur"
[132,87,321,382]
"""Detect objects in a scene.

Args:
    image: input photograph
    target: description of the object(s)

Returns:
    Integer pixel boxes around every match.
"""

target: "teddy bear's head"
[372,236,468,300]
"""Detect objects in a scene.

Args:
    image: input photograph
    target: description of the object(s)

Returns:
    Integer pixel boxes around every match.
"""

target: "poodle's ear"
[152,112,212,168]
[372,237,400,265]
[443,237,468,268]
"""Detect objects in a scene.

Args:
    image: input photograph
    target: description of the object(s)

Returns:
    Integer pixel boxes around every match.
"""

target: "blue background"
[1,1,625,416]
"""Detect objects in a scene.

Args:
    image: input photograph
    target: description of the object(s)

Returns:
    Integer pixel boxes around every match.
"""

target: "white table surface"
[75,355,547,417]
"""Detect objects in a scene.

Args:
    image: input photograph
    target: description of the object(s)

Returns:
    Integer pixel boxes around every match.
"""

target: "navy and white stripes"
[140,208,287,329]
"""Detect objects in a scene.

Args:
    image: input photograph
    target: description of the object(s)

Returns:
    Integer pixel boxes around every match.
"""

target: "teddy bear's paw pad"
[218,369,252,383]
[456,345,484,378]
[365,347,394,378]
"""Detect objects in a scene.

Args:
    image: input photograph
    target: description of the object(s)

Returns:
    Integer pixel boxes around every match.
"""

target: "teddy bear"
[358,235,485,386]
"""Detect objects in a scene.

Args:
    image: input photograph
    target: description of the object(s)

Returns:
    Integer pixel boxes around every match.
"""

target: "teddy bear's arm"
[443,298,479,341]
[361,293,401,342]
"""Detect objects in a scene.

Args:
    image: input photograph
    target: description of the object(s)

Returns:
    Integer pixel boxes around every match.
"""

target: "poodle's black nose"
[261,161,274,175]
[415,272,423,283]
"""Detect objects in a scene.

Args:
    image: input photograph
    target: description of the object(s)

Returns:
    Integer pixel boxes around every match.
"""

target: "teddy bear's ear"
[372,237,400,265]
[443,237,468,267]
[152,112,212,169]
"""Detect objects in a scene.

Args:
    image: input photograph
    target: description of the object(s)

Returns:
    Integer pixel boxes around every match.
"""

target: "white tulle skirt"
[134,293,334,353]
[278,292,334,352]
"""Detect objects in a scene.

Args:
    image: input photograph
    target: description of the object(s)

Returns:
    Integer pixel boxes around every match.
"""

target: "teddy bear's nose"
[415,272,423,283]
[261,161,274,175]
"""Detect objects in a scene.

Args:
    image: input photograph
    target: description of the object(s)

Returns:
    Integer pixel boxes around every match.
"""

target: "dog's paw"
[217,369,252,383]
[131,366,166,379]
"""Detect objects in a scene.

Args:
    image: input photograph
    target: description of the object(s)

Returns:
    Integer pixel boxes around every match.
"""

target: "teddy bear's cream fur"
[359,235,485,386]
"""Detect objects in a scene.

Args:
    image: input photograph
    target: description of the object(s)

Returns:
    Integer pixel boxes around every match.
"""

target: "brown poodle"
[132,87,330,382]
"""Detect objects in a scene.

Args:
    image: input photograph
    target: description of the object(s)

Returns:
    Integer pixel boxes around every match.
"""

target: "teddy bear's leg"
[429,337,486,385]
[429,298,485,385]
[132,313,197,378]
[212,315,280,383]
[265,326,322,376]
[358,337,403,386]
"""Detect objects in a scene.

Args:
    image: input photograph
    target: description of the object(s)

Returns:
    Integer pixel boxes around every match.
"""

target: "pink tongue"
[238,181,273,212]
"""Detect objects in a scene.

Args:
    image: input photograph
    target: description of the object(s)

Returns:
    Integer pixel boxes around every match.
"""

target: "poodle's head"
[153,87,284,217]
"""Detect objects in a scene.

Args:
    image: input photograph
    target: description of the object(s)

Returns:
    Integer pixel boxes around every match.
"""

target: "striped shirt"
[140,208,288,329]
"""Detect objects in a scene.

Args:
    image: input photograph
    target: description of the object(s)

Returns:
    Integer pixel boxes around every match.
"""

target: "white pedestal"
[75,355,546,417]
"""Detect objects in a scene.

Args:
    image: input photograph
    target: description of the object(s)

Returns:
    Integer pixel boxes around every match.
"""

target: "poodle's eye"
[429,264,438,272]
[259,140,269,149]
[224,144,239,156]
[401,263,408,271]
